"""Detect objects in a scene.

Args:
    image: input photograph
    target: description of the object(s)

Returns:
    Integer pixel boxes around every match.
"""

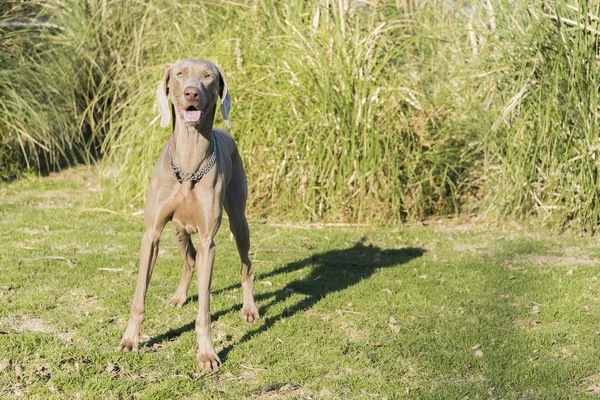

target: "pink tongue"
[183,110,201,122]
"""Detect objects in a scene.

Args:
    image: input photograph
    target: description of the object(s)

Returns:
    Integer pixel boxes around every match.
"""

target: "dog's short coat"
[119,59,259,372]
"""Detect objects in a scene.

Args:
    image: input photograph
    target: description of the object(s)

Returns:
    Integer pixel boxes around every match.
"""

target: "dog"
[119,59,259,372]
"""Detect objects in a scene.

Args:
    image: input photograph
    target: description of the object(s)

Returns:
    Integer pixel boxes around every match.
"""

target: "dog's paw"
[118,336,139,352]
[168,294,187,308]
[197,350,221,373]
[241,304,260,324]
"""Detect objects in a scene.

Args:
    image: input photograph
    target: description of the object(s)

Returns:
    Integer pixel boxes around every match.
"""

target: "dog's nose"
[184,86,200,102]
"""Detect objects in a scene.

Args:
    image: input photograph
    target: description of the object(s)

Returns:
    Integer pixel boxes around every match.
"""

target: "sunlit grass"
[3,167,600,398]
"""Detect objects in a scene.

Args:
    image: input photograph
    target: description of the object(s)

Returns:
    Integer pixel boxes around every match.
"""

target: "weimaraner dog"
[119,58,259,372]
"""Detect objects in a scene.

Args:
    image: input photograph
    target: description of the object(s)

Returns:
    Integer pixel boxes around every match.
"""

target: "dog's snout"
[184,86,200,102]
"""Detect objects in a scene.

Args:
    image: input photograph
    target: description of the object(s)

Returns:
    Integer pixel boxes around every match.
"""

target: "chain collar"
[167,137,217,182]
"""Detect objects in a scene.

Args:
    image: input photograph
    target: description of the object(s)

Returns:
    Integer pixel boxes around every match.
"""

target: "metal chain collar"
[167,137,217,182]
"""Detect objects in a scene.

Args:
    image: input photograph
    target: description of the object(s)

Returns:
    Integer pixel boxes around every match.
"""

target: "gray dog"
[119,59,259,372]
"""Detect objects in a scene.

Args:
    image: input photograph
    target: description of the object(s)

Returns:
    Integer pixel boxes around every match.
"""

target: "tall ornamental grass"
[103,0,490,224]
[0,2,80,178]
[2,0,600,232]
[482,1,600,233]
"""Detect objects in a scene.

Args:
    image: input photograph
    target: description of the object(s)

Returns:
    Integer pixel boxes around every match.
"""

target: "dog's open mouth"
[179,105,208,123]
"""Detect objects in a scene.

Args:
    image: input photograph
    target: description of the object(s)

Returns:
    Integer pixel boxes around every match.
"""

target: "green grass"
[2,168,600,398]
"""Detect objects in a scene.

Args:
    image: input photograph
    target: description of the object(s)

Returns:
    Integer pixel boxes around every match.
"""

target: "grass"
[100,0,487,223]
[3,168,600,398]
[3,1,600,397]
[2,0,600,231]
[481,0,600,233]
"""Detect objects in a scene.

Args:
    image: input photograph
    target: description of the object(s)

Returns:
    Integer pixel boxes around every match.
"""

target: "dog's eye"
[176,71,183,77]
[205,73,211,79]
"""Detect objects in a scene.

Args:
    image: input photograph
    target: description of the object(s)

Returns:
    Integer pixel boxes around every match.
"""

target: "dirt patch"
[1,315,73,342]
[17,315,50,333]
[452,242,489,256]
[432,221,488,233]
[1,315,49,334]
[519,255,598,267]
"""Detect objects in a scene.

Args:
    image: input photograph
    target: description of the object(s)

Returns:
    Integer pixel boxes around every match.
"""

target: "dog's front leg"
[119,228,161,351]
[195,233,221,372]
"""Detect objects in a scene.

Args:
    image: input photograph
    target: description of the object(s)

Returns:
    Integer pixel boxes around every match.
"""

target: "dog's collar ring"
[167,137,217,182]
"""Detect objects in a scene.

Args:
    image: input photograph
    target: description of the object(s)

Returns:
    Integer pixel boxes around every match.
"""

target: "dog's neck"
[170,105,216,175]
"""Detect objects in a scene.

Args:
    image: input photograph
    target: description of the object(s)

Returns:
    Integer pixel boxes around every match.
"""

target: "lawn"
[1,167,600,399]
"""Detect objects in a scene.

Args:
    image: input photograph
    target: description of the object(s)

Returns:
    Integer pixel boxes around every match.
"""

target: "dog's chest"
[168,179,225,233]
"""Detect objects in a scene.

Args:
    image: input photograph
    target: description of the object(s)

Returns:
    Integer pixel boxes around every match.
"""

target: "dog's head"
[156,58,230,129]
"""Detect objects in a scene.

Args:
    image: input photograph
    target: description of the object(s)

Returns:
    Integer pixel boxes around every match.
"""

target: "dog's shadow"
[146,239,425,361]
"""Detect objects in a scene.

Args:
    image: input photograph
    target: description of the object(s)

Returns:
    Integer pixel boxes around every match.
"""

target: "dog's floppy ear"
[217,66,231,128]
[157,67,171,128]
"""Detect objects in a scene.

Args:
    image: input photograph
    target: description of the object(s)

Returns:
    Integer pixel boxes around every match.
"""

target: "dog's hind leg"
[169,224,197,307]
[224,152,259,324]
